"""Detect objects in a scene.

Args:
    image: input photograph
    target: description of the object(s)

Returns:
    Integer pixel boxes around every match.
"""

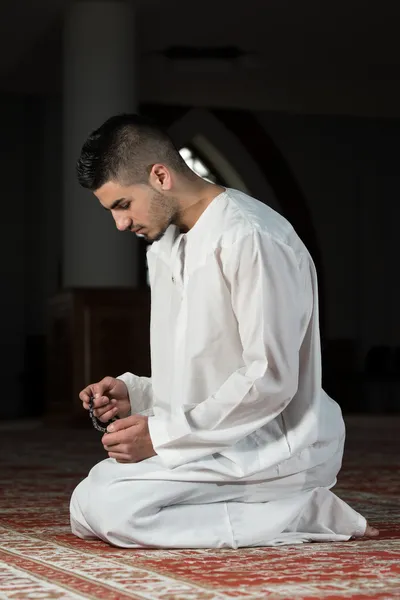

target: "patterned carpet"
[0,416,399,599]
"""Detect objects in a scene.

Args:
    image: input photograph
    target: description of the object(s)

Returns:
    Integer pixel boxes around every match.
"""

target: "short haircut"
[76,113,188,190]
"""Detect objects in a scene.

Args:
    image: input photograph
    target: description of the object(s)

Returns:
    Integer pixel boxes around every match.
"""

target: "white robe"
[70,188,366,548]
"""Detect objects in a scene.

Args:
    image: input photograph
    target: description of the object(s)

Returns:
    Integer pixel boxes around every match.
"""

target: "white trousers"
[70,450,366,548]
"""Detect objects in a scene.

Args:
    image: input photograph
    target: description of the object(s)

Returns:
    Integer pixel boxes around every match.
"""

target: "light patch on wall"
[179,146,217,183]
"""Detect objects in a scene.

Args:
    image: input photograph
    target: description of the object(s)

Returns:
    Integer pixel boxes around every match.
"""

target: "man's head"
[76,114,194,242]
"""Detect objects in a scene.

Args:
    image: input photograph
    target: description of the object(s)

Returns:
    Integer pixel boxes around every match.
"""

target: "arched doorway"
[140,105,325,339]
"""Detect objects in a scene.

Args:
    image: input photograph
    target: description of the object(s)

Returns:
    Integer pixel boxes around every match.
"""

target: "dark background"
[1,0,399,422]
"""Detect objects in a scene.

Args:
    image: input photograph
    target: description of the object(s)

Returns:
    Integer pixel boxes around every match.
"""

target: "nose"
[114,215,132,232]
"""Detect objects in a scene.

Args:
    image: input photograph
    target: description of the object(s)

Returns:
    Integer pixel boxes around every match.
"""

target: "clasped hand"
[102,415,157,463]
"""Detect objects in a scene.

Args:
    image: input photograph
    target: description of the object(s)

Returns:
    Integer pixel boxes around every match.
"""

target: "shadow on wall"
[21,335,46,418]
[323,339,400,413]
[144,104,325,337]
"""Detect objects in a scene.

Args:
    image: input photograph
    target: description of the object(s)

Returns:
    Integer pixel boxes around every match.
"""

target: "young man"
[70,114,378,548]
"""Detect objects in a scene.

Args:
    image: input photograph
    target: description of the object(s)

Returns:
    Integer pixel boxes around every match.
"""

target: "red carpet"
[0,416,399,599]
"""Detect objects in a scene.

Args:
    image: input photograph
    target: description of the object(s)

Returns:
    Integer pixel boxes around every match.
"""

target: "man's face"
[94,179,178,243]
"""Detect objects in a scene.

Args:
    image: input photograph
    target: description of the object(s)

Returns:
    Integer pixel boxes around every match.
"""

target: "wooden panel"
[46,289,151,420]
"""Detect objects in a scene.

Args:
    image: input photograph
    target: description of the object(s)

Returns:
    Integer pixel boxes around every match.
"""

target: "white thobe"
[70,188,366,548]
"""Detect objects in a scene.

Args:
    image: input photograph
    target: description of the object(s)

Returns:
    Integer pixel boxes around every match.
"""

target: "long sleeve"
[148,231,304,468]
[116,373,154,416]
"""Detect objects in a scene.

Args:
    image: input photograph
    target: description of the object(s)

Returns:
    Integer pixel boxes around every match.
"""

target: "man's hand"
[102,415,157,463]
[79,376,131,422]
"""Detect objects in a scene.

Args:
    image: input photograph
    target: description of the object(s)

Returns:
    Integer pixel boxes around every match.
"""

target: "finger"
[101,431,126,446]
[79,384,109,407]
[91,379,112,400]
[94,376,114,397]
[93,398,117,414]
[79,387,93,407]
[95,406,119,422]
[79,388,96,410]
[106,414,138,432]
[103,442,129,453]
[92,396,115,410]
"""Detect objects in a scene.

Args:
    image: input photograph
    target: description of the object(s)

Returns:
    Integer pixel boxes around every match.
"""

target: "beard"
[145,190,178,242]
[148,227,170,242]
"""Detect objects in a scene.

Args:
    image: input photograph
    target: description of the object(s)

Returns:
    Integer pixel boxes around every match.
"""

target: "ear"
[149,164,172,191]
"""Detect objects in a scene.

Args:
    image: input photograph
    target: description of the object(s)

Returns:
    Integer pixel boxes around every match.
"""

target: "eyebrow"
[103,198,126,211]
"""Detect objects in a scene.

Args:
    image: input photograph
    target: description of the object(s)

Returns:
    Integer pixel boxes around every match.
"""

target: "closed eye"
[103,198,132,211]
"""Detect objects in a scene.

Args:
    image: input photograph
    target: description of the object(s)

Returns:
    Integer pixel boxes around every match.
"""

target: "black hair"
[76,113,189,190]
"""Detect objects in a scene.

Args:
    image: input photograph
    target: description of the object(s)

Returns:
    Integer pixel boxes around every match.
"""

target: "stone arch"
[141,105,325,339]
[168,108,282,212]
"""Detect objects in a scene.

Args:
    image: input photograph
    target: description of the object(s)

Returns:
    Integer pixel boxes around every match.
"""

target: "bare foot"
[364,523,379,537]
[351,522,379,540]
